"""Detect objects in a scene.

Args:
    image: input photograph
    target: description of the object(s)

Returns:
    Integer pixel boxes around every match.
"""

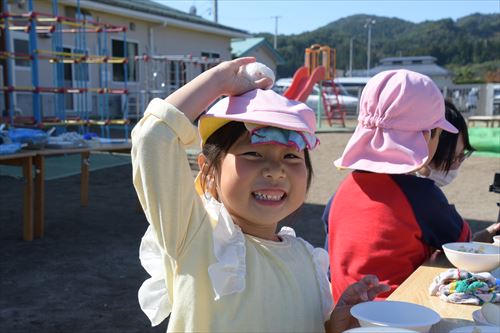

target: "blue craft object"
[0,143,23,155]
[8,128,48,149]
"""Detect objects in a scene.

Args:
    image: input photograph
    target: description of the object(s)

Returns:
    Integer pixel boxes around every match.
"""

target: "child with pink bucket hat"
[131,58,389,333]
[325,69,472,302]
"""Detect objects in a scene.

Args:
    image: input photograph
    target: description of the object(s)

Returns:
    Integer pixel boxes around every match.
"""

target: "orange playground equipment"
[284,44,346,127]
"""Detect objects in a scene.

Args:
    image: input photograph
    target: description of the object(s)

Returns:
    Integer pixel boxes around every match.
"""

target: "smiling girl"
[131,58,388,332]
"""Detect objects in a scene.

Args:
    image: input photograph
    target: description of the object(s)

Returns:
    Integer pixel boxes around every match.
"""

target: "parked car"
[273,78,359,116]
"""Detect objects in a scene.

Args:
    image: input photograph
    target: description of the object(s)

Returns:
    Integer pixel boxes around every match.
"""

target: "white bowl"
[450,326,499,333]
[350,301,440,333]
[493,235,500,247]
[472,309,498,327]
[442,242,500,272]
[343,327,418,333]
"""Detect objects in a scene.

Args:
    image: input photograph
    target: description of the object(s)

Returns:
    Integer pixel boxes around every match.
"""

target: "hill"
[257,13,500,82]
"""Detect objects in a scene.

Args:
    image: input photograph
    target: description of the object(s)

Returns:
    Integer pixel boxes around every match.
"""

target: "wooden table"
[2,142,131,240]
[387,257,481,332]
[0,150,37,240]
[467,115,500,127]
[33,143,132,238]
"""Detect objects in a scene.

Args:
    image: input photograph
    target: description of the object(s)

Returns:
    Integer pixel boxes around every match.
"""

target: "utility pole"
[364,18,376,76]
[213,0,218,23]
[349,38,353,77]
[271,16,281,49]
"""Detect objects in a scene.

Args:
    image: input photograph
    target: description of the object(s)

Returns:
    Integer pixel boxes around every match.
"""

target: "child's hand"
[214,57,274,96]
[325,275,390,333]
[337,275,390,306]
[472,222,500,243]
[165,57,273,122]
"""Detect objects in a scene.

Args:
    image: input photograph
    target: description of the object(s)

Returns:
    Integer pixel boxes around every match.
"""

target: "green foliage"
[447,61,500,83]
[259,13,500,79]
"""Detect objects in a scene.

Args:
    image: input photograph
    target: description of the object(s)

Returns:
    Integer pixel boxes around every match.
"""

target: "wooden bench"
[467,115,500,127]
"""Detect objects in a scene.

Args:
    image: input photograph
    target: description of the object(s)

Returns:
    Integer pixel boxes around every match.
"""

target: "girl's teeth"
[254,192,283,201]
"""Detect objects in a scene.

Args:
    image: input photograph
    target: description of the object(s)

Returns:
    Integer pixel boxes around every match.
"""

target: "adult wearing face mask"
[417,100,500,242]
[417,100,474,186]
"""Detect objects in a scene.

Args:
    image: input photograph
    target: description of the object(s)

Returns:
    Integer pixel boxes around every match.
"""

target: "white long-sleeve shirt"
[131,98,332,332]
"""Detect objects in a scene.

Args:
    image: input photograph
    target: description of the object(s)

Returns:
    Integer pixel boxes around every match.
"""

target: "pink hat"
[199,89,317,146]
[334,69,458,174]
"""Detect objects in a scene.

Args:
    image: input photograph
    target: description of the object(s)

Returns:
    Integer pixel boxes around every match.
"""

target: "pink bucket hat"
[198,89,318,148]
[334,69,458,174]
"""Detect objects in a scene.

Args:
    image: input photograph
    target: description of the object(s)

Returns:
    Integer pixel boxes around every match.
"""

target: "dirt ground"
[0,131,498,333]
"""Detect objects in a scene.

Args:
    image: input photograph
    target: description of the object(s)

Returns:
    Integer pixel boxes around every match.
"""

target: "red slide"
[283,66,326,102]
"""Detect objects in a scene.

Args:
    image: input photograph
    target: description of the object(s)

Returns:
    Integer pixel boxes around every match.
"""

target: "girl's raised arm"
[165,57,272,121]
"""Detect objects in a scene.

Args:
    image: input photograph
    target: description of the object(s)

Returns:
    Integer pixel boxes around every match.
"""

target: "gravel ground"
[0,130,498,333]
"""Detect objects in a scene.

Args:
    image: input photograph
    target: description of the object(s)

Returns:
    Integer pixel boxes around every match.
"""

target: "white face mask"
[427,167,459,187]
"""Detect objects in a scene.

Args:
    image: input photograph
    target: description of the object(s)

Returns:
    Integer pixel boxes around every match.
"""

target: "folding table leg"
[34,155,45,238]
[22,157,34,241]
[81,151,90,207]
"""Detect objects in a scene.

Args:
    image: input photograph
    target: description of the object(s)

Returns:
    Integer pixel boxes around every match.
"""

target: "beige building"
[1,0,249,122]
[368,56,454,89]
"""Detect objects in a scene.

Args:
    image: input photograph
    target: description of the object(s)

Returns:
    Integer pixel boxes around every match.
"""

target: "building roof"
[83,0,249,37]
[380,56,437,64]
[231,37,285,64]
[368,56,452,77]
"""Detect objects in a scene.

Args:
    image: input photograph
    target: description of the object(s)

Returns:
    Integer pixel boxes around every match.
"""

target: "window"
[61,47,89,83]
[14,39,30,67]
[73,48,89,82]
[63,47,73,110]
[62,47,89,110]
[64,6,93,20]
[200,51,220,72]
[16,92,31,115]
[201,52,220,59]
[169,61,187,87]
[112,40,138,82]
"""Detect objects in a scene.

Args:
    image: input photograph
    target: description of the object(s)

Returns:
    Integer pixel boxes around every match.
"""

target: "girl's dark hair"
[432,100,475,173]
[201,121,313,193]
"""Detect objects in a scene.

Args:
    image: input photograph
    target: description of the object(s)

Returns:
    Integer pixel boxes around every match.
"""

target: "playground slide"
[283,67,309,100]
[283,66,326,103]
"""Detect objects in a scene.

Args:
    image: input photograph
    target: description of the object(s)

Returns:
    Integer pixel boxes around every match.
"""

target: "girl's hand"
[337,275,390,306]
[165,57,273,122]
[213,57,273,97]
[325,275,390,333]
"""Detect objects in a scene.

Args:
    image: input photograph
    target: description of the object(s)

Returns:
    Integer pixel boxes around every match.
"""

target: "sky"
[154,0,499,35]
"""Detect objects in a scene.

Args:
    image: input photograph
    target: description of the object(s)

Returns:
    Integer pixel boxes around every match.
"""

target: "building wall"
[431,75,454,89]
[3,0,235,119]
